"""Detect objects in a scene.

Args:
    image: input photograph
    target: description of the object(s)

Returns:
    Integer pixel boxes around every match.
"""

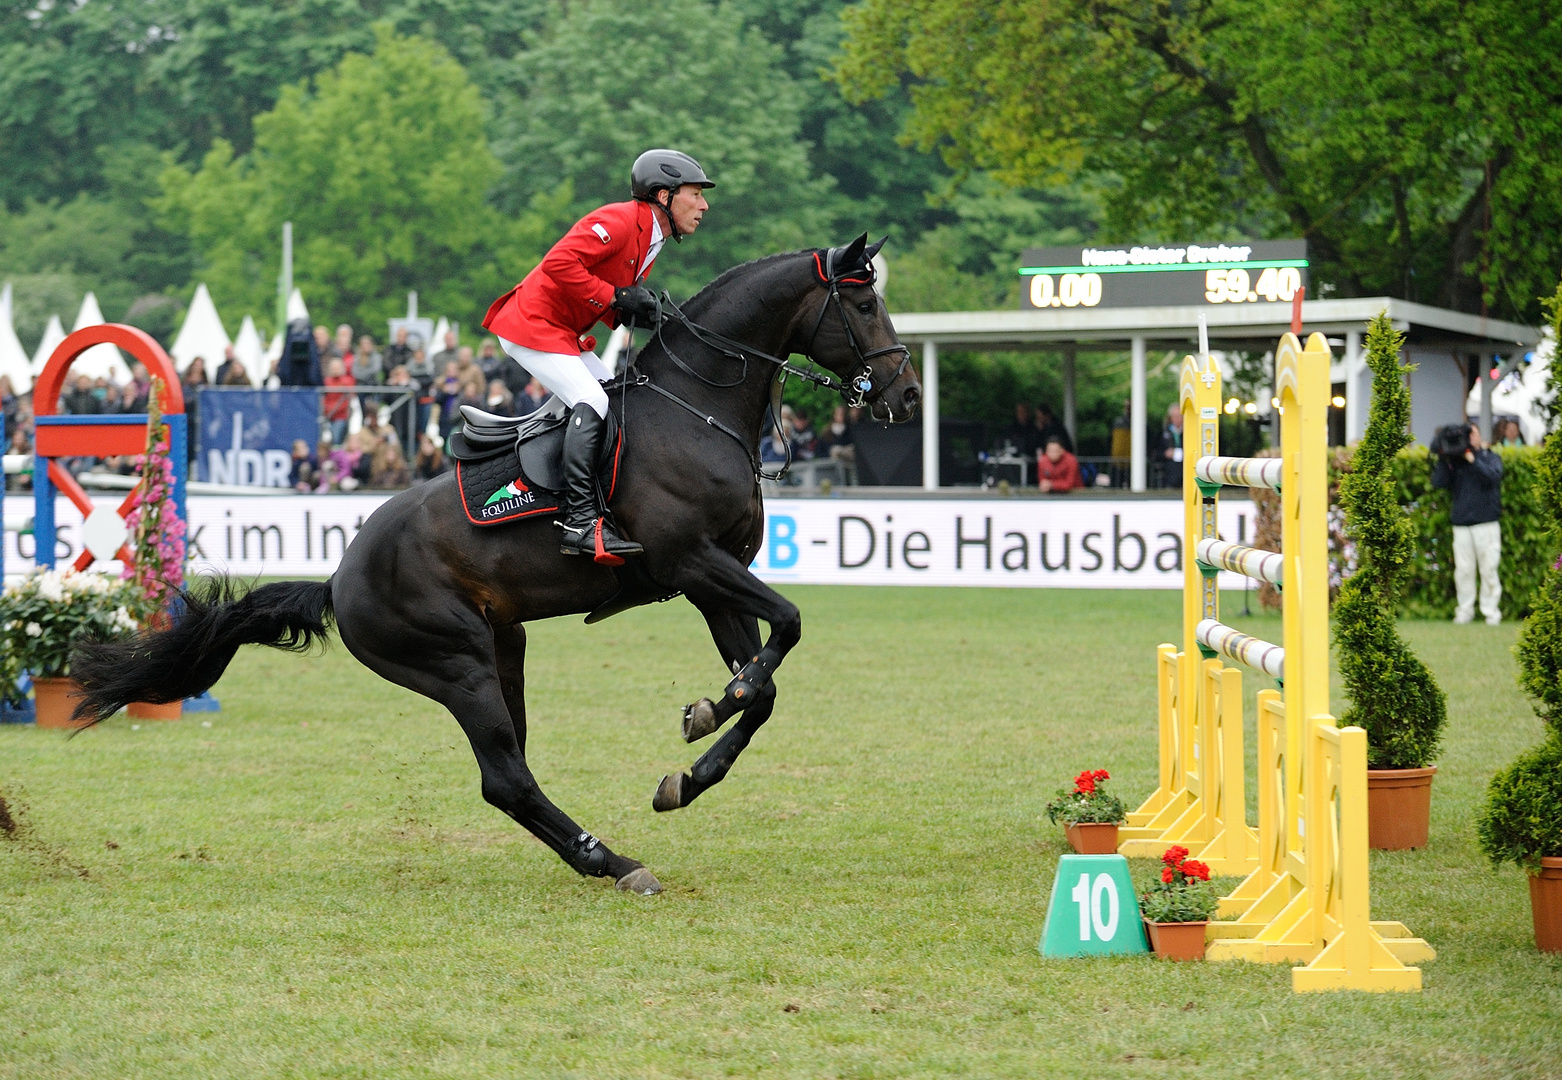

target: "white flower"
[24,622,43,638]
[112,607,138,633]
[35,572,64,604]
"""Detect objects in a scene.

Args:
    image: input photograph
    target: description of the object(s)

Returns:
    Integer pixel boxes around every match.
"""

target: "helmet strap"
[655,189,683,244]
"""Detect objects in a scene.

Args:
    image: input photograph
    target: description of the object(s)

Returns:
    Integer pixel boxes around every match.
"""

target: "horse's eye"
[857,301,874,313]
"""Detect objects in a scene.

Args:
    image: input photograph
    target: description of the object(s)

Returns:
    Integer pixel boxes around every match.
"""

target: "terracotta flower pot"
[127,700,183,721]
[1144,918,1208,961]
[1366,766,1436,850]
[1065,822,1120,855]
[31,677,89,730]
[1532,857,1562,954]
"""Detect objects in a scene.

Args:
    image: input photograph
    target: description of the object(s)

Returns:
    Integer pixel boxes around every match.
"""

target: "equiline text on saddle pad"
[454,446,562,526]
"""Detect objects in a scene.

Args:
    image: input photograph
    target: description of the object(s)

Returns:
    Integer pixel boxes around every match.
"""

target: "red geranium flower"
[1162,845,1190,866]
[1161,867,1174,883]
[1092,769,1110,781]
[1183,860,1211,881]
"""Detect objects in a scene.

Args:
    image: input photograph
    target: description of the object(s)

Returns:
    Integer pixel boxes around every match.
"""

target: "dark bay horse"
[70,234,920,896]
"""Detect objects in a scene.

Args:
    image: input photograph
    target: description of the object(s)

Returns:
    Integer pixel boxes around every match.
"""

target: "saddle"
[447,398,622,527]
[447,397,675,622]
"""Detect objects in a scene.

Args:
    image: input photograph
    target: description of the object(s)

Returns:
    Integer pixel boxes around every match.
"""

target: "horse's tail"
[69,578,335,724]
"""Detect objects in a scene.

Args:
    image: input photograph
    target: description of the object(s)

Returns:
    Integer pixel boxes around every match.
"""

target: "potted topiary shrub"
[0,570,142,728]
[1475,278,1562,952]
[1140,846,1217,960]
[1045,769,1126,854]
[1476,740,1562,952]
[1333,312,1447,849]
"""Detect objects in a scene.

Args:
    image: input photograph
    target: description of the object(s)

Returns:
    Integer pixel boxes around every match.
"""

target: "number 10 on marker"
[1071,872,1120,941]
[1040,854,1146,956]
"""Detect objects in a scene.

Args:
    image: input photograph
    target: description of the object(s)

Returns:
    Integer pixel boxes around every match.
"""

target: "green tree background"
[2,0,1555,452]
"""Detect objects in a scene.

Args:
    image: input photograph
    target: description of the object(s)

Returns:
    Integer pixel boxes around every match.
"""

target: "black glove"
[612,286,660,326]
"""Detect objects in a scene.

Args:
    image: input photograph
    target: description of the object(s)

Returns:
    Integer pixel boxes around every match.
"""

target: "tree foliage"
[1332,313,1446,768]
[158,26,553,336]
[495,0,838,299]
[836,0,1562,322]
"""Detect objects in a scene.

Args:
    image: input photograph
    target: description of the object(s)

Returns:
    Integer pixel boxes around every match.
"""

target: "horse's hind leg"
[656,608,778,812]
[339,601,657,892]
[491,623,660,894]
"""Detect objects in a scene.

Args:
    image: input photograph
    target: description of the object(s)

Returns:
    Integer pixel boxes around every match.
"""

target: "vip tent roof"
[170,283,231,374]
[68,292,132,383]
[31,314,64,375]
[0,283,32,394]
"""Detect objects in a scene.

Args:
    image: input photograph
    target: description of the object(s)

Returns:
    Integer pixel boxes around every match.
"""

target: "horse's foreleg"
[671,546,800,714]
[681,607,763,742]
[654,552,799,812]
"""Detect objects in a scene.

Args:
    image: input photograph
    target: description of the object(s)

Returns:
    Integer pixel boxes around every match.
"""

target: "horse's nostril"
[903,387,921,409]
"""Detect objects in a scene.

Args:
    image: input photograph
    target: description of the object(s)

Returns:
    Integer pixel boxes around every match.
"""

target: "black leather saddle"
[448,397,618,494]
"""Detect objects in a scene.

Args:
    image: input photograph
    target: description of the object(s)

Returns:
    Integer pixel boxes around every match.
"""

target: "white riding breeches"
[498,337,612,419]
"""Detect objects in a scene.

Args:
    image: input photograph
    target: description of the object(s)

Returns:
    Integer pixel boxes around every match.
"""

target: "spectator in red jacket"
[322,357,355,445]
[1037,436,1082,493]
[481,149,714,564]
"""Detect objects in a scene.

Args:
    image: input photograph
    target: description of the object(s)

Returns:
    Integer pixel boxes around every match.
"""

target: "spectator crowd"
[2,320,561,495]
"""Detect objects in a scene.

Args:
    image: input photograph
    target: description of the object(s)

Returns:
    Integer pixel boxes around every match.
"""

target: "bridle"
[803,246,913,410]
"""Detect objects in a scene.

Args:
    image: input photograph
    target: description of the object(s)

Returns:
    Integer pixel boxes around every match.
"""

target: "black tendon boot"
[557,402,642,564]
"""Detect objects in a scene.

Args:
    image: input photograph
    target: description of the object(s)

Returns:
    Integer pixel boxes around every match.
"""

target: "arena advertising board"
[6,494,1258,589]
[1019,240,1308,311]
[195,387,322,487]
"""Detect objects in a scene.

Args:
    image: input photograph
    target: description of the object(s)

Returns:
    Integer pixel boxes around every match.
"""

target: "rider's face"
[662,184,708,235]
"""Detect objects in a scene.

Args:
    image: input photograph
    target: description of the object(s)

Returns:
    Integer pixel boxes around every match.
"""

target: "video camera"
[1431,423,1472,459]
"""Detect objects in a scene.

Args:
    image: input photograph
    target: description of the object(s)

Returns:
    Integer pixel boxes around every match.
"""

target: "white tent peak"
[0,282,32,394]
[429,316,452,357]
[31,314,65,375]
[233,315,266,386]
[286,287,309,324]
[170,283,231,374]
[68,291,132,383]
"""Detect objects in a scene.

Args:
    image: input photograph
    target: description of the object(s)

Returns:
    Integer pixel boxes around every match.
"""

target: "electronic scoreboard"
[1018,240,1308,311]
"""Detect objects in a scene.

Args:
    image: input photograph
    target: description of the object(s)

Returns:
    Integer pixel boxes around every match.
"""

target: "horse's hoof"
[615,866,662,895]
[682,698,719,743]
[653,772,687,812]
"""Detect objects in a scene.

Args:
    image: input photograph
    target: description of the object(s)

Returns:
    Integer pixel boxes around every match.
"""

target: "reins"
[617,247,913,481]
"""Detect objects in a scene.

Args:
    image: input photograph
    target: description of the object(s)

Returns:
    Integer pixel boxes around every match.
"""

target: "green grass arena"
[2,586,1559,1078]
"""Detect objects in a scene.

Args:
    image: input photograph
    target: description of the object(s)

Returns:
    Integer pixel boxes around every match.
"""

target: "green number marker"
[1040,854,1149,957]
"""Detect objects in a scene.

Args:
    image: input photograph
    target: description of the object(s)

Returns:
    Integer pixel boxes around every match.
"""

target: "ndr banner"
[6,494,1258,589]
[196,388,321,487]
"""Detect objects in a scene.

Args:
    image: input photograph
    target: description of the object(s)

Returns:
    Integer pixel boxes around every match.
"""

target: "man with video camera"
[1430,420,1504,625]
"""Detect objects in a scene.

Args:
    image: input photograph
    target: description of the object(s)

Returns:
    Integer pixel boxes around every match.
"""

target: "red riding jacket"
[482,200,662,355]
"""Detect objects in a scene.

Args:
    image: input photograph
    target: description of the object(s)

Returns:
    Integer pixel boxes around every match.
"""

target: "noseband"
[803,248,913,410]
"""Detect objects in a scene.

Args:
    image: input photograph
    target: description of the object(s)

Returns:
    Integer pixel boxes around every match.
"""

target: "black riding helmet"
[630,149,714,243]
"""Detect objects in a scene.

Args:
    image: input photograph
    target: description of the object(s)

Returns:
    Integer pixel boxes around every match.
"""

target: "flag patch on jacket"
[591,222,610,243]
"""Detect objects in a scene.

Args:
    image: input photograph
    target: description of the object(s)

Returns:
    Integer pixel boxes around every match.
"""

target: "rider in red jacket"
[482,149,714,563]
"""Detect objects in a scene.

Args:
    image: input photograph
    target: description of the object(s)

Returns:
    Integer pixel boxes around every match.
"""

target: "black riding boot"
[558,402,642,565]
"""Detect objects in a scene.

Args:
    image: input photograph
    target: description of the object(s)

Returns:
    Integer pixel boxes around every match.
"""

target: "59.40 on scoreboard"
[1018,240,1308,311]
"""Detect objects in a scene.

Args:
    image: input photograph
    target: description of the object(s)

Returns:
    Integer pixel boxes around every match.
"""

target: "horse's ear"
[840,232,868,266]
[865,235,888,261]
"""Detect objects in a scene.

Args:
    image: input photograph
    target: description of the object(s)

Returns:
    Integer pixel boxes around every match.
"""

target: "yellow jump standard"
[1119,331,1432,992]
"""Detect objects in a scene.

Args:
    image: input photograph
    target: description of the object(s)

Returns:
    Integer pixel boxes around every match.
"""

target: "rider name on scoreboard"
[1020,239,1308,311]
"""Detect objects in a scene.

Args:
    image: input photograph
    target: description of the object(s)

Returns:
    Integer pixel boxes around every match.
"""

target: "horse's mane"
[679,249,815,318]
